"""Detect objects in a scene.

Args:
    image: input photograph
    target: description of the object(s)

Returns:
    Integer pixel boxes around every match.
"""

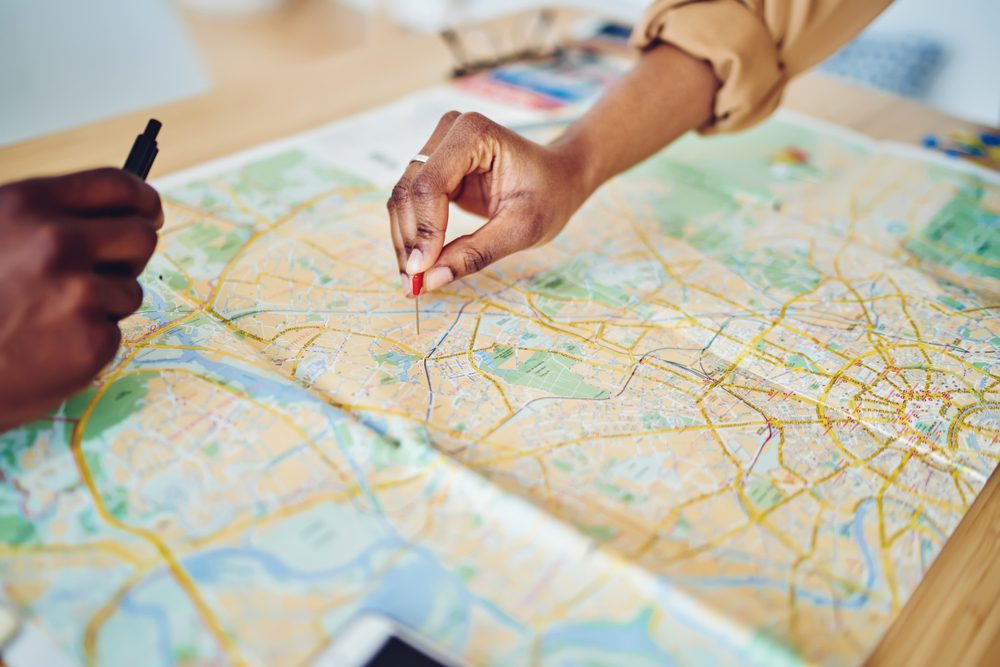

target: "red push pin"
[411,273,423,334]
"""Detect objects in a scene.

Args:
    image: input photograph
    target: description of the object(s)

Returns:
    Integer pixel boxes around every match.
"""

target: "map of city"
[1,87,999,667]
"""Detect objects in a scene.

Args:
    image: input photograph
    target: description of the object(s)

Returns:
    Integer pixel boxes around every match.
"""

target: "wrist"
[548,128,605,208]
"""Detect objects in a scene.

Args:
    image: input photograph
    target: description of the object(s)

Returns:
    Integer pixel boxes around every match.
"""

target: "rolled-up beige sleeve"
[631,0,892,133]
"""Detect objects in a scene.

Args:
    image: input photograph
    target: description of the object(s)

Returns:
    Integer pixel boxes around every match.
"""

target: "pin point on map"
[412,273,423,335]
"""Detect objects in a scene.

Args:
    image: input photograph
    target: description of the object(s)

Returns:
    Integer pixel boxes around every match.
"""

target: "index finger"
[37,168,163,226]
[72,216,159,278]
[392,112,500,277]
[388,111,460,280]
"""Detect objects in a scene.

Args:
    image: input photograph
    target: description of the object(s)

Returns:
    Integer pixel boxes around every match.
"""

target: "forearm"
[551,42,718,197]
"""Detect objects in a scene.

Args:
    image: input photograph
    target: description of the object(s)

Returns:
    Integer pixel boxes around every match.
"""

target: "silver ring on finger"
[410,154,430,165]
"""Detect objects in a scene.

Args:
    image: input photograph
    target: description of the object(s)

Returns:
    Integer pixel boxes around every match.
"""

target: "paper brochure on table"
[2,81,1000,667]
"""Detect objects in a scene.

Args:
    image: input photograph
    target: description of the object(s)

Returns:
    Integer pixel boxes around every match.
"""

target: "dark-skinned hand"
[387,111,591,296]
[0,168,162,432]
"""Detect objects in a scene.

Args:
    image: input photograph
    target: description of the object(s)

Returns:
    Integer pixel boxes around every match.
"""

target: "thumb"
[421,207,545,292]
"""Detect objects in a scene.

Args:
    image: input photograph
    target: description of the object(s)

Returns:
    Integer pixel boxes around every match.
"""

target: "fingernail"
[423,266,454,292]
[400,274,412,296]
[406,249,424,275]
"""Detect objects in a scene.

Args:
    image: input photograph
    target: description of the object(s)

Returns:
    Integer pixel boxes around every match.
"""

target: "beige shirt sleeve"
[631,0,892,133]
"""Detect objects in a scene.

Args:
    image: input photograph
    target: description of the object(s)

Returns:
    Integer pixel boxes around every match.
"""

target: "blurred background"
[1,0,997,147]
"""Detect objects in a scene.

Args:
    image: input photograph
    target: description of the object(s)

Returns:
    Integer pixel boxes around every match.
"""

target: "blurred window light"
[0,0,208,146]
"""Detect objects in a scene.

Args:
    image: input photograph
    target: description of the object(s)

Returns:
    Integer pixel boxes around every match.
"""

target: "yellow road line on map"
[225,184,271,227]
[225,272,388,294]
[484,344,628,376]
[707,276,830,388]
[128,366,354,484]
[885,505,927,547]
[185,467,439,550]
[207,185,373,310]
[788,507,824,645]
[625,327,650,351]
[630,485,735,559]
[466,314,515,415]
[69,301,353,667]
[716,384,809,484]
[279,325,422,357]
[163,197,256,229]
[83,570,149,665]
[334,402,470,441]
[473,421,772,467]
[654,438,962,573]
[939,348,1000,383]
[483,300,635,361]
[876,452,913,612]
[160,252,197,294]
[290,330,326,378]
[71,410,245,665]
[200,313,429,375]
[298,238,403,290]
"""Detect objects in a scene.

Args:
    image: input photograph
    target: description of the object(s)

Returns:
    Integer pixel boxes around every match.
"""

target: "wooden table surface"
[1,4,998,666]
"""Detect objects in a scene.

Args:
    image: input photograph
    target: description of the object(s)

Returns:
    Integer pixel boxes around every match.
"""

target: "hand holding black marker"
[94,118,162,277]
[0,121,164,433]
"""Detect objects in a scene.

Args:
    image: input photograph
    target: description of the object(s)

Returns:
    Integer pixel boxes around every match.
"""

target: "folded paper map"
[2,86,999,666]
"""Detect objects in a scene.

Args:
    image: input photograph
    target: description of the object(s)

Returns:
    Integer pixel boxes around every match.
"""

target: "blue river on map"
[120,537,720,666]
